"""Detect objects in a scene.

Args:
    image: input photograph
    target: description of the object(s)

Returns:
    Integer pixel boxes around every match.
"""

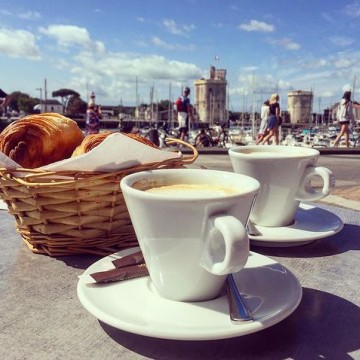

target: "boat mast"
[251,72,256,138]
[352,74,357,99]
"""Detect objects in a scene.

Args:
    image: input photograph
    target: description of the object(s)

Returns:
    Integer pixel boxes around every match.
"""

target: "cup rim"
[228,145,319,159]
[120,168,260,200]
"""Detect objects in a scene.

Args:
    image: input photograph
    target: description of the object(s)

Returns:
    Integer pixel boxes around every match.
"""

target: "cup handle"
[200,215,249,276]
[295,166,335,202]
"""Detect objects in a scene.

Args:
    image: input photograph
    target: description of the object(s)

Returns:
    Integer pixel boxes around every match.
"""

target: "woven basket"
[0,139,198,256]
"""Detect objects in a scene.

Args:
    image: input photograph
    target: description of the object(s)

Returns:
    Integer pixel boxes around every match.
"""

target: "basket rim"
[0,138,198,187]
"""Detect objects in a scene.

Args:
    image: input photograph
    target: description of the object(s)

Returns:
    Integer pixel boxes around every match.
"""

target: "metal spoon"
[226,274,253,323]
[246,219,262,237]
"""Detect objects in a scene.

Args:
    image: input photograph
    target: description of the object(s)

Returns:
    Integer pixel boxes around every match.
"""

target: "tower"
[194,66,227,125]
[287,90,313,124]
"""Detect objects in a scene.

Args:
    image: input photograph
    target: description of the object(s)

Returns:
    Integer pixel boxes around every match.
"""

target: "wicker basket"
[0,139,198,256]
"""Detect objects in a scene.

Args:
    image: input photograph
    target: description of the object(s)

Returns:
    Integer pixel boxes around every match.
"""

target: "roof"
[43,99,63,105]
[0,88,8,98]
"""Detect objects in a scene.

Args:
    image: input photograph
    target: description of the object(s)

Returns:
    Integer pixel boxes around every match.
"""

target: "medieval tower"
[287,90,313,124]
[194,66,227,124]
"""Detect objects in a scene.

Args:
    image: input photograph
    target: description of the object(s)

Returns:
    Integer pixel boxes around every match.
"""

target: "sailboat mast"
[251,72,256,138]
[352,74,357,99]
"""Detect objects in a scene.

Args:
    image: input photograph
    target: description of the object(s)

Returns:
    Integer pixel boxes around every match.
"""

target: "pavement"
[321,186,360,211]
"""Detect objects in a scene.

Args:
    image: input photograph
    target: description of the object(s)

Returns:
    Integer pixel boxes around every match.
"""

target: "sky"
[1,0,360,112]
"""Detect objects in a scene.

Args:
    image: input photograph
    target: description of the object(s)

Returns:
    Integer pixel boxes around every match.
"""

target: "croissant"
[72,131,158,157]
[0,113,84,168]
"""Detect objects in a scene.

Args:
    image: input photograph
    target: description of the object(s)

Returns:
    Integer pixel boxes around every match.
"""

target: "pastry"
[0,112,84,168]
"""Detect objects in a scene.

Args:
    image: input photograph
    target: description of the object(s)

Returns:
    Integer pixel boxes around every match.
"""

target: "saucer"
[249,203,344,247]
[77,247,302,341]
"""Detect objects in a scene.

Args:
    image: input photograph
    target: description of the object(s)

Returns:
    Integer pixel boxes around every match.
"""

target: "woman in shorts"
[259,94,280,145]
[333,91,356,147]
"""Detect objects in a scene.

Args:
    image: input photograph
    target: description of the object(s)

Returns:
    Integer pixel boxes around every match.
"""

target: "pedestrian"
[256,99,270,144]
[174,87,195,141]
[260,93,280,145]
[333,90,359,147]
[85,101,101,135]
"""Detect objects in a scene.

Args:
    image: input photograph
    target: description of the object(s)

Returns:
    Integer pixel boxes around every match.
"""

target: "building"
[35,99,64,114]
[194,66,227,125]
[287,90,313,124]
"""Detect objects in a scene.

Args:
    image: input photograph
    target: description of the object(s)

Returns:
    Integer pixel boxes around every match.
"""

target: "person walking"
[85,101,101,135]
[333,90,358,147]
[259,94,280,145]
[256,99,270,144]
[174,87,195,141]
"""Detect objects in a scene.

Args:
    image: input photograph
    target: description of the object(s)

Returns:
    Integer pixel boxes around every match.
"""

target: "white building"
[35,99,64,114]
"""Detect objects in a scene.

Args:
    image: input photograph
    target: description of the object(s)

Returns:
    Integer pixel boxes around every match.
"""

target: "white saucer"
[249,203,344,247]
[77,247,302,341]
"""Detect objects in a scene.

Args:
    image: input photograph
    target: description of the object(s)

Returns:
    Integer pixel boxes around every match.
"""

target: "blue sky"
[1,0,360,112]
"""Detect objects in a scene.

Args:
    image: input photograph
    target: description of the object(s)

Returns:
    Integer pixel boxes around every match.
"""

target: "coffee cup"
[120,169,260,302]
[229,145,335,228]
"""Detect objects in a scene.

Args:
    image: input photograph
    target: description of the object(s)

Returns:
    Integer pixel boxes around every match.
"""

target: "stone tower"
[287,90,313,124]
[194,66,227,124]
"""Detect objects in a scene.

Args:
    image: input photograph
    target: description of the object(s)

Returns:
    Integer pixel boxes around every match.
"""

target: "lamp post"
[36,87,42,113]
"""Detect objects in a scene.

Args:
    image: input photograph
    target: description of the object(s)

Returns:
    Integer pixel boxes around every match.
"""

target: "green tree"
[67,96,87,116]
[8,91,38,114]
[158,99,171,111]
[52,89,80,114]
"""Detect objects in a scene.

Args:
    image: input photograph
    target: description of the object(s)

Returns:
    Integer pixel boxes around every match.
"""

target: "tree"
[67,96,87,116]
[8,91,38,114]
[158,99,171,111]
[52,89,80,114]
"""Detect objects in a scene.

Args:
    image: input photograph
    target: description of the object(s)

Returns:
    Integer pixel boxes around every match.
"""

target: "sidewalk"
[320,186,360,211]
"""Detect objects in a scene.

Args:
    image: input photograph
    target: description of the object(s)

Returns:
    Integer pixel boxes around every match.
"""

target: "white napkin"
[0,200,7,210]
[0,133,180,173]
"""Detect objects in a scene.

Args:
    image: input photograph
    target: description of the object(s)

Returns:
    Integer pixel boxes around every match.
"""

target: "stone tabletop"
[1,201,359,360]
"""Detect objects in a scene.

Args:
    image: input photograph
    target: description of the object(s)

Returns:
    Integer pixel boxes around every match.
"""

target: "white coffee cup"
[120,169,260,302]
[229,145,335,227]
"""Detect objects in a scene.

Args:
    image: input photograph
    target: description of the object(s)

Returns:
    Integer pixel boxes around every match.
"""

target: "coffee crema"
[144,183,240,198]
[241,150,309,157]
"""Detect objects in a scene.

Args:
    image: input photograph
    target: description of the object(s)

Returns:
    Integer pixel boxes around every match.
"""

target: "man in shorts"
[175,87,195,141]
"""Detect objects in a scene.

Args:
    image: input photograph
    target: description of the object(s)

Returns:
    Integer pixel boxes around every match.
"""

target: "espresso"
[144,183,240,198]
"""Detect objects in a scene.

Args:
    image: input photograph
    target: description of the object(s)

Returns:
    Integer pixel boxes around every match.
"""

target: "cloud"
[212,22,225,28]
[151,36,195,51]
[0,9,12,16]
[268,37,300,50]
[241,66,258,72]
[239,20,275,33]
[329,36,354,47]
[39,24,106,54]
[162,19,195,36]
[303,59,328,69]
[0,28,40,59]
[333,57,356,68]
[321,12,334,23]
[151,36,173,49]
[18,11,41,20]
[66,52,203,102]
[74,52,201,80]
[344,2,360,17]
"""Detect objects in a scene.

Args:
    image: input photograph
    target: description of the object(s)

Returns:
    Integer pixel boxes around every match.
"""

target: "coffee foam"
[144,183,240,198]
[241,150,309,158]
